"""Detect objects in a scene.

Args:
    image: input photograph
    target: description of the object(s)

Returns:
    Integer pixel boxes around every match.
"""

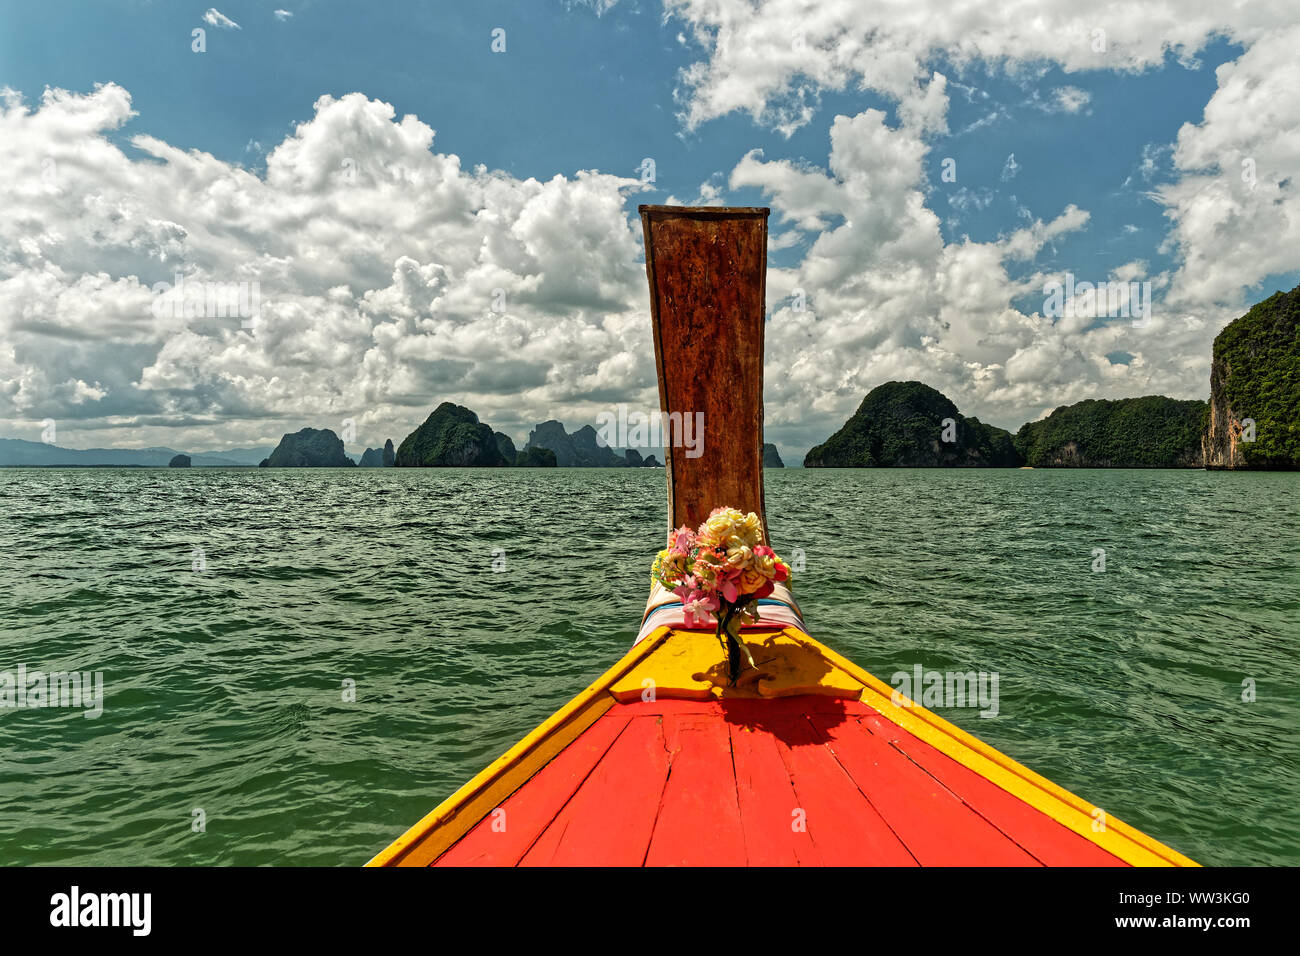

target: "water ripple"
[0,467,1296,865]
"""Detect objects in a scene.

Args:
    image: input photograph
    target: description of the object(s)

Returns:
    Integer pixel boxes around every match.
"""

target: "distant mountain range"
[9,280,1292,472]
[0,438,275,468]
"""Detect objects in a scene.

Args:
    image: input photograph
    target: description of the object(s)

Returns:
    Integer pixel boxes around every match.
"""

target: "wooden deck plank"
[769,714,919,866]
[858,712,1128,867]
[809,714,1041,866]
[644,714,749,866]
[428,696,1137,867]
[518,715,671,867]
[728,720,822,866]
[432,712,632,866]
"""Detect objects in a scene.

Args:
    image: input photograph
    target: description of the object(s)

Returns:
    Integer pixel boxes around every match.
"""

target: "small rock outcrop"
[168,454,191,468]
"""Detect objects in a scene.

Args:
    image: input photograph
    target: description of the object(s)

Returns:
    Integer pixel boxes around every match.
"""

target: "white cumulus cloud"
[203,8,240,30]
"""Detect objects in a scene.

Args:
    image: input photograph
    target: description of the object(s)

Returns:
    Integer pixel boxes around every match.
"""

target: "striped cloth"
[635,581,807,645]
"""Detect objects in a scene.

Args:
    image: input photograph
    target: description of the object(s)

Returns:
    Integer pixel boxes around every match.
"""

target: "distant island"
[358,439,395,467]
[393,403,662,468]
[395,403,513,467]
[522,419,660,468]
[805,282,1298,470]
[1014,396,1206,468]
[259,428,355,468]
[804,381,1020,467]
[804,382,1207,468]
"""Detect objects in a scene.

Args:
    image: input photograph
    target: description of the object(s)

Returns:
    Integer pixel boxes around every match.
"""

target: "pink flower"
[719,570,739,604]
[670,525,696,553]
[680,589,717,627]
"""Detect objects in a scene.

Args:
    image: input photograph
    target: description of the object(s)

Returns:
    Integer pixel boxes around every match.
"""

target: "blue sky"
[0,2,1256,276]
[1,1,1297,457]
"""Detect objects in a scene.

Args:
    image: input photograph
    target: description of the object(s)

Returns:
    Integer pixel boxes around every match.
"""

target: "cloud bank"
[1,1,1297,460]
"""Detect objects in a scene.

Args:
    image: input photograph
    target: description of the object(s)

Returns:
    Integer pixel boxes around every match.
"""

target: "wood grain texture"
[640,205,770,542]
[427,697,1140,867]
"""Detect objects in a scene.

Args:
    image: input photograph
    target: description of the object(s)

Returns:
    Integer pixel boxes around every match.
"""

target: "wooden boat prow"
[367,206,1197,868]
[640,204,770,536]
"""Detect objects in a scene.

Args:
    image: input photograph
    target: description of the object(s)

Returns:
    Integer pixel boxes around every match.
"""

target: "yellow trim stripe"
[812,636,1199,867]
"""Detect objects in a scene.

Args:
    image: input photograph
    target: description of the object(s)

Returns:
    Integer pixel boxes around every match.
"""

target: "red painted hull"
[432,697,1126,867]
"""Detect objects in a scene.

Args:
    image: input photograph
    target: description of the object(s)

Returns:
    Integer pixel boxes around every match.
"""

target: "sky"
[1,0,1297,462]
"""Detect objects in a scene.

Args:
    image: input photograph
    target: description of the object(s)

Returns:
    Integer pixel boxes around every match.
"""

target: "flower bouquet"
[650,507,791,684]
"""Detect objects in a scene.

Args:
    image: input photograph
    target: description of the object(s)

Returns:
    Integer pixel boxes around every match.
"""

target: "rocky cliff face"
[396,403,510,467]
[359,439,396,467]
[1203,358,1239,469]
[804,381,1022,467]
[762,443,784,467]
[494,431,518,464]
[570,425,626,467]
[525,420,578,465]
[264,428,356,467]
[1203,284,1300,470]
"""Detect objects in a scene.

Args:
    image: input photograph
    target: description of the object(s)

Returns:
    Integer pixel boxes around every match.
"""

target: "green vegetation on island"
[804,381,1021,467]
[395,403,510,467]
[515,446,558,467]
[1204,284,1300,469]
[261,428,356,467]
[1014,396,1208,468]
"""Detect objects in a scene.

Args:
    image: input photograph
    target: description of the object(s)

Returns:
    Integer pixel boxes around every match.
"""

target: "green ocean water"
[0,467,1296,866]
